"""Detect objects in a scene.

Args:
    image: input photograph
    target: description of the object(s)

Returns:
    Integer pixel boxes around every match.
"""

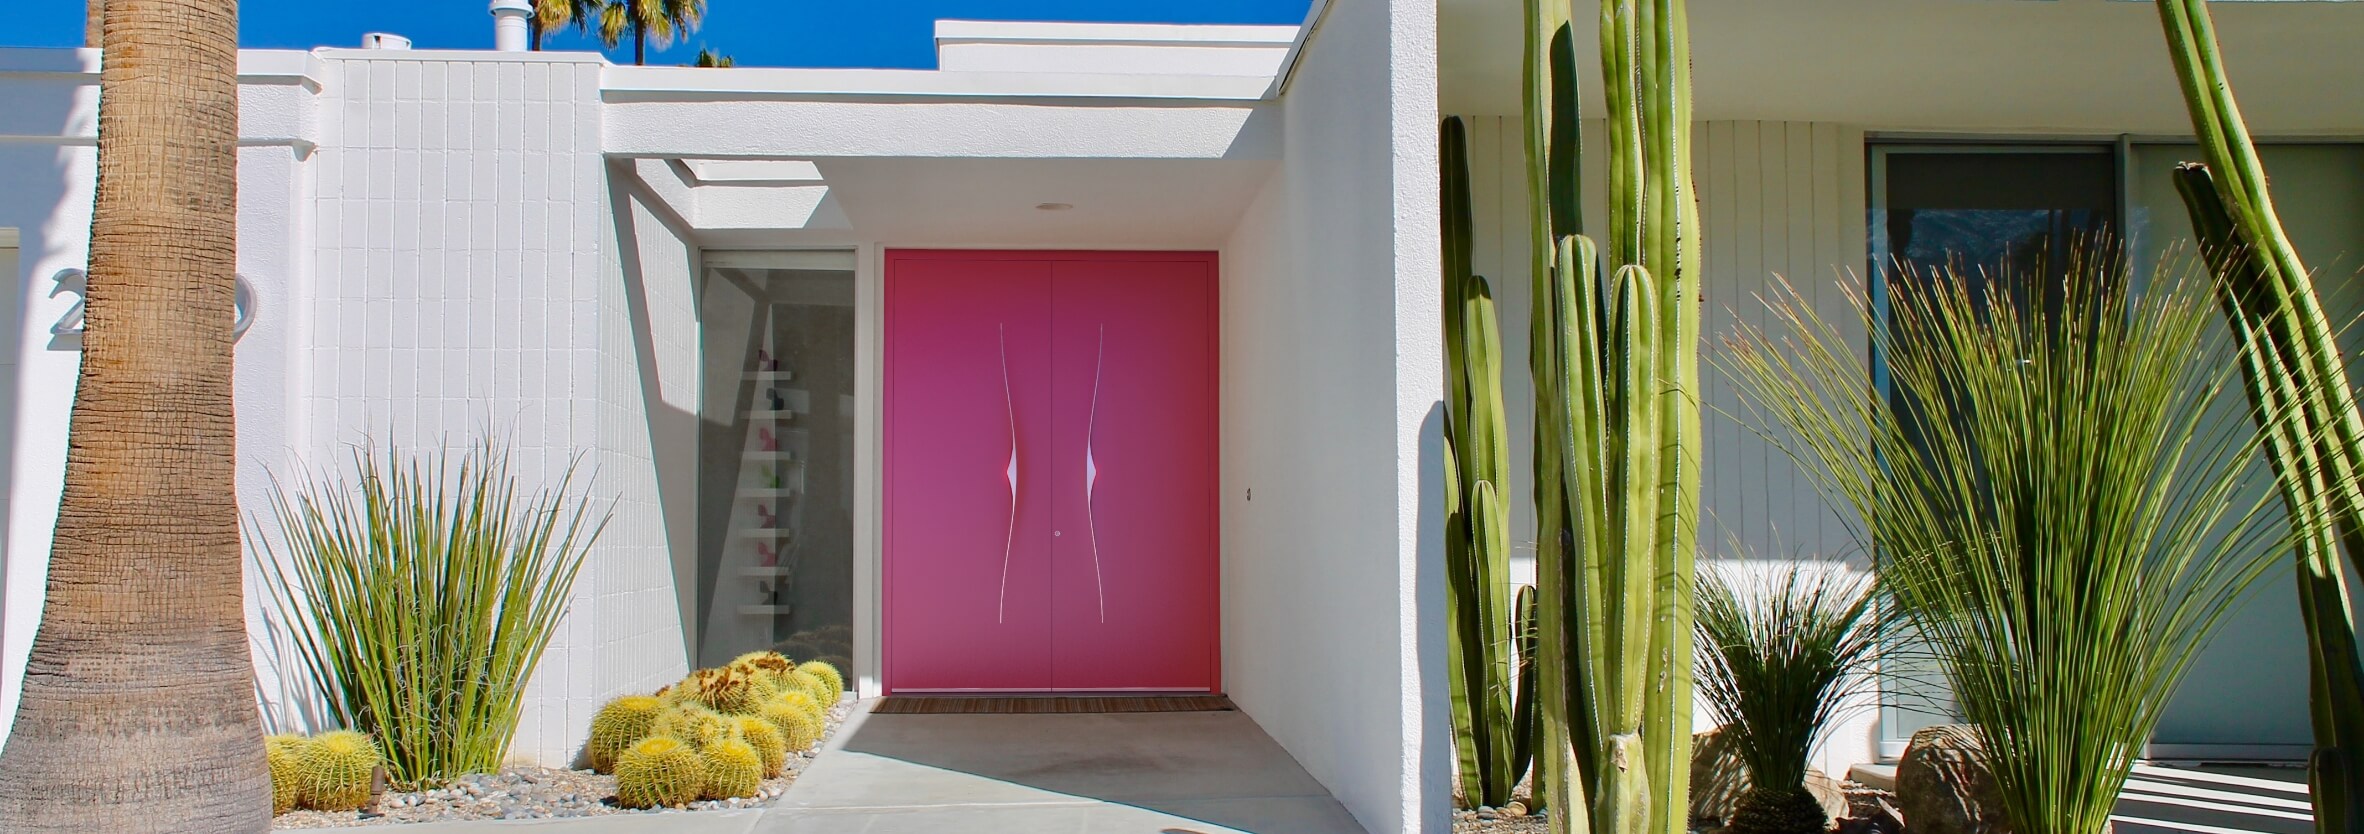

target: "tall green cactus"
[1523,1,1700,834]
[1443,115,1534,808]
[2155,4,2364,831]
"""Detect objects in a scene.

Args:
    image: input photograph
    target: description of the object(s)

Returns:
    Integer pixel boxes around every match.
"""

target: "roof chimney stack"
[490,0,532,52]
[360,33,412,50]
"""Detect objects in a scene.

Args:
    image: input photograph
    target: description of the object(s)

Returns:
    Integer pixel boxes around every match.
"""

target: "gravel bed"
[1454,803,1548,833]
[273,699,856,828]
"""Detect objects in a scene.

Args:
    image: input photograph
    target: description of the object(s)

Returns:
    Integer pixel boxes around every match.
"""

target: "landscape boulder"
[1894,724,2012,834]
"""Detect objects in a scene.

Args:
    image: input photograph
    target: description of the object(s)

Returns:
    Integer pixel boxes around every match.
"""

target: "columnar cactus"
[2155,3,2364,830]
[266,734,309,815]
[1522,1,1700,833]
[295,730,382,812]
[699,737,765,800]
[588,695,667,773]
[1441,114,1533,809]
[614,736,706,809]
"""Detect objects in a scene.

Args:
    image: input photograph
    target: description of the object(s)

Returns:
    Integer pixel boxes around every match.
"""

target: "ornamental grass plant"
[1719,251,2288,834]
[254,439,609,788]
[1693,561,1881,834]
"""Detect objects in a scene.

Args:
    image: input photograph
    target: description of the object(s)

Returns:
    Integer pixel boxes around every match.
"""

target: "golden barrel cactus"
[700,737,765,800]
[731,715,789,777]
[265,734,310,815]
[614,735,706,809]
[796,660,844,707]
[295,730,381,812]
[650,703,733,749]
[759,696,823,753]
[587,694,666,773]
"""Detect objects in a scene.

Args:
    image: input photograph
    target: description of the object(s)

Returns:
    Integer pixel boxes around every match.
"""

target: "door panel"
[885,257,1055,691]
[1048,258,1218,691]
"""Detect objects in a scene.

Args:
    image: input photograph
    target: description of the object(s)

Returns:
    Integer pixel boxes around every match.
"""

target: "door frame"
[879,248,1222,695]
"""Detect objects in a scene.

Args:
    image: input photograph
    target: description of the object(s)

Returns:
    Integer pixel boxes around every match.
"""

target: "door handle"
[1085,325,1106,623]
[998,323,1018,624]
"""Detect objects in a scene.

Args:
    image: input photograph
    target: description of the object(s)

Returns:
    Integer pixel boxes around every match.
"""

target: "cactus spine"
[588,695,667,773]
[295,730,382,812]
[614,736,707,809]
[2155,4,2364,831]
[1441,115,1534,808]
[699,737,765,800]
[266,734,309,815]
[1522,0,1700,832]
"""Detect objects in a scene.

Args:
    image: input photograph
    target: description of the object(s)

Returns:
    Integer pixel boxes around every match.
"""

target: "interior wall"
[1216,0,1444,828]
[1450,115,1875,777]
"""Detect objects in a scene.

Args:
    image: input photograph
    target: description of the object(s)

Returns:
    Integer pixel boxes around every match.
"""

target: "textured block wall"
[297,52,687,764]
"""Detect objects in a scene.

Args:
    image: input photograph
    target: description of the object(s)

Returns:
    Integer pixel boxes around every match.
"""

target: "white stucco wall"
[1216,0,1444,828]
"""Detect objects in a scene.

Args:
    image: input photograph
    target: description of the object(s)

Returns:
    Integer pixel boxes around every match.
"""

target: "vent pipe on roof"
[360,33,413,50]
[490,0,532,52]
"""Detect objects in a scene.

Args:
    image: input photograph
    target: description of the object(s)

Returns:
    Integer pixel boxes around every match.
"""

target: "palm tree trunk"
[633,22,646,65]
[530,17,544,51]
[83,0,101,47]
[0,0,269,830]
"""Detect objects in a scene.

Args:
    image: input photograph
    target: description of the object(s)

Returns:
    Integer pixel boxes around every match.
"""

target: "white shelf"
[742,451,797,462]
[738,489,796,499]
[743,370,795,382]
[745,409,798,420]
[729,527,793,539]
[740,566,793,578]
[738,604,793,616]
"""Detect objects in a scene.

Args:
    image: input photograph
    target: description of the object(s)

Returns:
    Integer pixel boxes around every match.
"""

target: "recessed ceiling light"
[1035,202,1073,211]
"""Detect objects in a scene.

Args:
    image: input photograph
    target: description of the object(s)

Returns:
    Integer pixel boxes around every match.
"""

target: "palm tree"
[599,0,707,66]
[532,0,601,51]
[692,47,734,67]
[0,0,270,830]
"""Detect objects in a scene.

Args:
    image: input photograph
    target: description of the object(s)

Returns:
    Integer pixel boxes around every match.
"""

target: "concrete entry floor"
[756,701,1368,834]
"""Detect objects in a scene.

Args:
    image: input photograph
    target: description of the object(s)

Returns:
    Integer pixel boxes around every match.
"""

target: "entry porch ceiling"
[627,156,1277,250]
[1442,0,2364,135]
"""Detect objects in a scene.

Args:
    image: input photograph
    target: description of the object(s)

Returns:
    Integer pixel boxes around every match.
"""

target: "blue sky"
[9,1,1312,68]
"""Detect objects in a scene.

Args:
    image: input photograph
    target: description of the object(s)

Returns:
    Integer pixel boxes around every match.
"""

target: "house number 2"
[50,268,257,343]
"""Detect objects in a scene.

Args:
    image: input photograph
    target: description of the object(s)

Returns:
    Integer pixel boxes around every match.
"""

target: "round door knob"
[1053,531,1062,537]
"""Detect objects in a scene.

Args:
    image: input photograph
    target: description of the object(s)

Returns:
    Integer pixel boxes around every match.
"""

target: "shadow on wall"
[606,169,705,662]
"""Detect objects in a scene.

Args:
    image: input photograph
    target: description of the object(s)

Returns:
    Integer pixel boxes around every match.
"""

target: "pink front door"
[886,250,1218,693]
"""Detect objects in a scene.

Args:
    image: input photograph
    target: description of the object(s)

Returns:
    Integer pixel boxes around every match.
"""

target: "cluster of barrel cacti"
[587,651,842,808]
[264,729,385,815]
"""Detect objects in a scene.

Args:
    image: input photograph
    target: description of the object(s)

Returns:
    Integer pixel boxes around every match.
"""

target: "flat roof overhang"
[1442,0,2364,136]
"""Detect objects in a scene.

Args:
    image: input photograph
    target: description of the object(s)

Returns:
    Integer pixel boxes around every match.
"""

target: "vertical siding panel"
[1731,122,1766,548]
[1830,126,1872,548]
[1808,123,1845,549]
[1777,122,1816,552]
[1701,122,1739,554]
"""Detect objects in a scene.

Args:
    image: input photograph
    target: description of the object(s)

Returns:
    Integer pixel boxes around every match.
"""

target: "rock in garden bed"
[272,699,855,828]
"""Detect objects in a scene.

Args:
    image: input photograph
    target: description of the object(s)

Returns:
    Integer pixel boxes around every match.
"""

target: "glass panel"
[696,255,857,673]
[1870,148,2118,748]
[2130,143,2364,749]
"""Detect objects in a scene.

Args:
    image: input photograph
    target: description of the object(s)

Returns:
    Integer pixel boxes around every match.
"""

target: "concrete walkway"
[752,700,1368,834]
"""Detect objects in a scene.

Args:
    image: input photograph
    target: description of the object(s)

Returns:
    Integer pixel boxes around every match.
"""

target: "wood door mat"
[873,695,1235,715]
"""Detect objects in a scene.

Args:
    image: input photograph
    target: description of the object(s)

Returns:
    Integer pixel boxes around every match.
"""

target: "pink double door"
[885,250,1218,693]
